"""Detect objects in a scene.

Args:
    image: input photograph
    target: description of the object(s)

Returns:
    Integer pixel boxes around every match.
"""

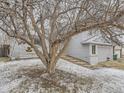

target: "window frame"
[92,45,96,55]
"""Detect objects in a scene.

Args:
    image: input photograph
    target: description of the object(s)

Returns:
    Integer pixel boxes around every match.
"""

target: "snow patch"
[0,59,124,93]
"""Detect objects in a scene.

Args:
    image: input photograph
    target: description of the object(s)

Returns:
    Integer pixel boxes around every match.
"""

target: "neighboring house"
[9,39,37,59]
[64,32,120,64]
[114,46,122,58]
[114,36,124,58]
[122,47,124,57]
[121,36,124,57]
[0,32,37,59]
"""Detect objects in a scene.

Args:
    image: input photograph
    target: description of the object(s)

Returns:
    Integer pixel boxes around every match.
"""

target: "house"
[0,30,123,64]
[9,39,37,59]
[114,36,124,58]
[120,37,124,57]
[114,46,122,58]
[0,32,37,59]
[64,31,120,64]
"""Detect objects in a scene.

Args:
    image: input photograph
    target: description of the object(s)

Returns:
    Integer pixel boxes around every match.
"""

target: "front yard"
[0,59,124,93]
[61,55,124,70]
[87,58,124,70]
[0,57,11,62]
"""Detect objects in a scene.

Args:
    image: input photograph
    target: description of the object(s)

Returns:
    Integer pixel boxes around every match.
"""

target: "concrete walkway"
[61,55,89,66]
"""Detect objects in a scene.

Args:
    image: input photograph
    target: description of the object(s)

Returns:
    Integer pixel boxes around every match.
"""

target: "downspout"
[120,47,122,58]
[113,46,115,55]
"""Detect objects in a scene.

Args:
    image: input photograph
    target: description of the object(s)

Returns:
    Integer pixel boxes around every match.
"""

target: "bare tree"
[0,0,124,73]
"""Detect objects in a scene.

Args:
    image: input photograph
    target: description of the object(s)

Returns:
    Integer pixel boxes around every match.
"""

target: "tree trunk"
[47,54,57,74]
[47,61,56,74]
[47,44,58,74]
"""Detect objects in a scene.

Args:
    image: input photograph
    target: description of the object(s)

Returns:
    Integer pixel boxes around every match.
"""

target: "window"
[92,45,96,54]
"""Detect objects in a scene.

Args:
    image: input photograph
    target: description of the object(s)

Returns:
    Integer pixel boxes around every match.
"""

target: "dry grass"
[0,57,11,62]
[61,55,124,70]
[87,58,124,70]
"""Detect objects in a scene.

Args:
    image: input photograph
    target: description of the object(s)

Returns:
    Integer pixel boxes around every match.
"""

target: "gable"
[82,35,112,46]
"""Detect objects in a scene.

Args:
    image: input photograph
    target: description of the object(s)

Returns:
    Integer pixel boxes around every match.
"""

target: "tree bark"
[47,44,58,73]
[47,60,57,74]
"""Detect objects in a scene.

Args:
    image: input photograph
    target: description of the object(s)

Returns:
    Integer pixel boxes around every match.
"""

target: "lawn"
[61,55,124,70]
[0,57,11,62]
[88,58,124,70]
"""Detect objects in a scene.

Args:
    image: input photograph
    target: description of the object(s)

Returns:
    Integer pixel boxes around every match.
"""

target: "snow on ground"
[0,59,124,93]
[0,59,45,93]
[58,59,124,93]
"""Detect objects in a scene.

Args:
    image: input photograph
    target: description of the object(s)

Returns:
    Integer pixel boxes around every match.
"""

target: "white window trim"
[90,44,97,56]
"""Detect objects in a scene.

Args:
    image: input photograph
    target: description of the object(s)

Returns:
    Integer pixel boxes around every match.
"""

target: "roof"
[81,35,112,46]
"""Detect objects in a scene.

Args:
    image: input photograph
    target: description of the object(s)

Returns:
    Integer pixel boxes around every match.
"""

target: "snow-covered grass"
[0,59,124,93]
